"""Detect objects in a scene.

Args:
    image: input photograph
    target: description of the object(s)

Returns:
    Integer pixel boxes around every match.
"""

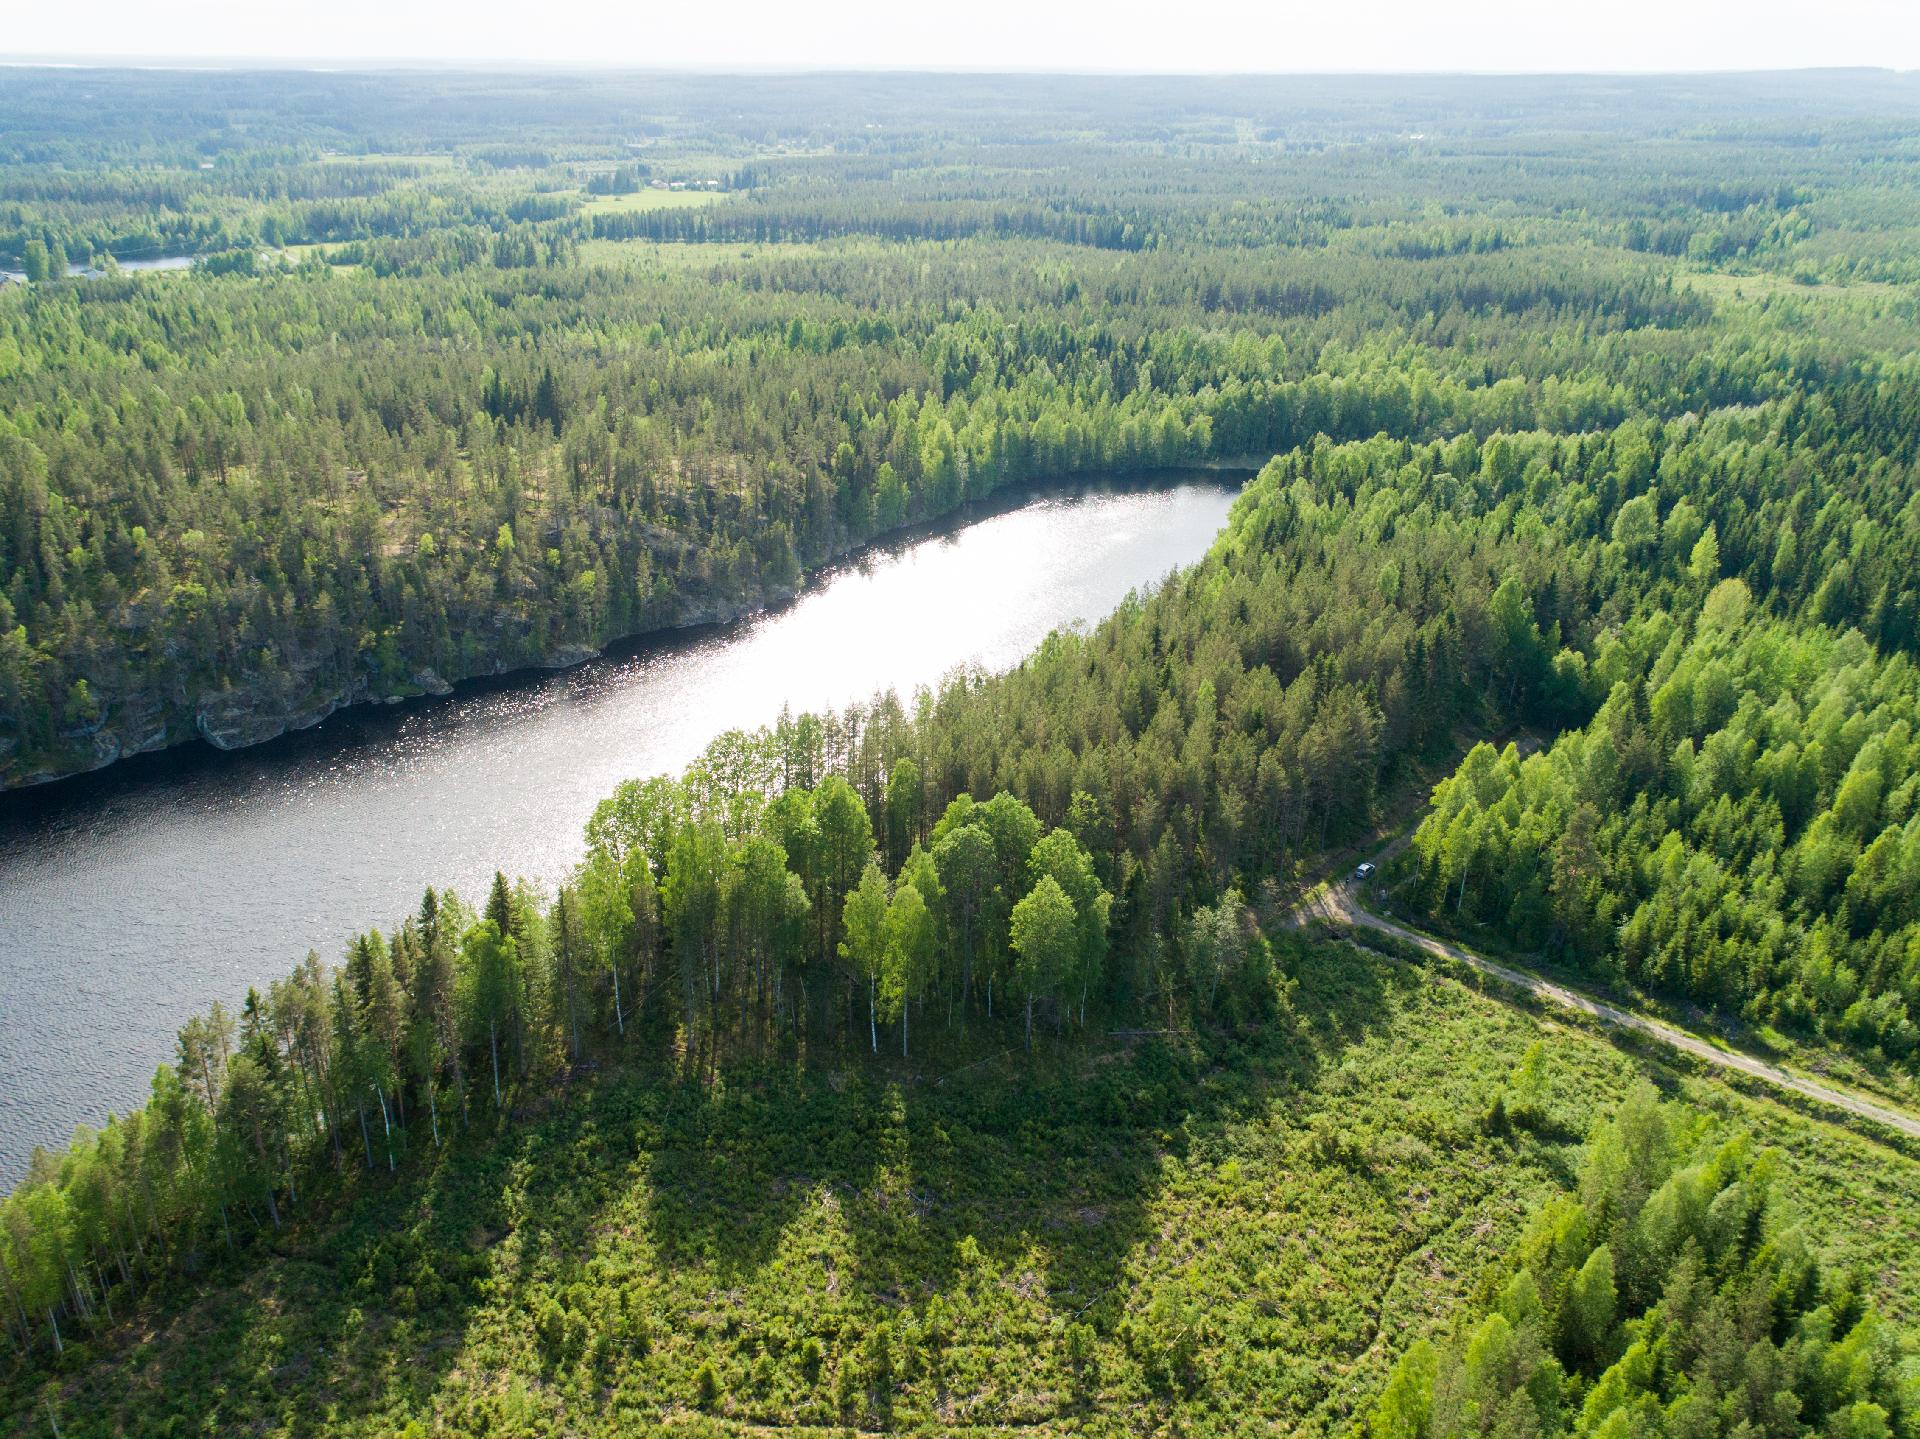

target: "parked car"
[1353,861,1376,882]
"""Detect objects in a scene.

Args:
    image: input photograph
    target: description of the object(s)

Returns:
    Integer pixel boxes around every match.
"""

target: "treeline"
[576,769,1134,1062]
[590,198,1166,251]
[1368,1083,1913,1439]
[1408,598,1920,1056]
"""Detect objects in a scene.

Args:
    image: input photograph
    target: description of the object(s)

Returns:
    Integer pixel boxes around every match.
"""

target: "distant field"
[577,236,823,267]
[274,242,360,273]
[578,188,729,215]
[1678,266,1911,305]
[315,152,455,167]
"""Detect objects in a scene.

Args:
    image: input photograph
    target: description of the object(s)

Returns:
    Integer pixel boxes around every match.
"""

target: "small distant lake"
[0,254,196,284]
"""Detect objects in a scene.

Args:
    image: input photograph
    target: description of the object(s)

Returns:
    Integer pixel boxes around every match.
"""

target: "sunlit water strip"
[0,476,1241,1182]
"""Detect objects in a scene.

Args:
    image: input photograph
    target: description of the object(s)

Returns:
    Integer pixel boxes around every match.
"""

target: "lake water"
[0,476,1242,1182]
[0,254,196,284]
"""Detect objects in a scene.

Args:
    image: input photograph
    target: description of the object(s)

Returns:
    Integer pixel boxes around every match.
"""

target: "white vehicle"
[1353,861,1376,882]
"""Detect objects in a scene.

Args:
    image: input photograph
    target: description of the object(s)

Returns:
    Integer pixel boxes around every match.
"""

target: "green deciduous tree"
[1010,874,1077,1048]
[840,862,891,1053]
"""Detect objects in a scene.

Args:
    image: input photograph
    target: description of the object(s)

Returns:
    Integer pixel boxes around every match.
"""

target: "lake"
[0,254,196,284]
[0,475,1242,1181]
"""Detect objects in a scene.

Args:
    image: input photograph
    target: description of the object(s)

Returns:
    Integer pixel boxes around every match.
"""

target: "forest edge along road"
[1298,837,1920,1143]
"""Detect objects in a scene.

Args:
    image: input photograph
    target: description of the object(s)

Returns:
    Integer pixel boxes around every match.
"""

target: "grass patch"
[578,188,729,216]
[1677,266,1914,307]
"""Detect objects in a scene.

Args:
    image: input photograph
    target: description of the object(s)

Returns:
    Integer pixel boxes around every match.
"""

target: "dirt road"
[1301,867,1920,1142]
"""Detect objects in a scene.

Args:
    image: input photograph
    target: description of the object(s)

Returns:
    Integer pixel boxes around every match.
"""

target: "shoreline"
[2,464,1254,800]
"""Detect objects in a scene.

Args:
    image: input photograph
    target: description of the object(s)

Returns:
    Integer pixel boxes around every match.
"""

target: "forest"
[1407,610,1920,1058]
[3,65,1920,1438]
[8,70,1920,787]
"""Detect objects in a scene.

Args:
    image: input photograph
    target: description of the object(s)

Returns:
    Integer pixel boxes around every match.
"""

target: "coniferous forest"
[3,68,1920,1438]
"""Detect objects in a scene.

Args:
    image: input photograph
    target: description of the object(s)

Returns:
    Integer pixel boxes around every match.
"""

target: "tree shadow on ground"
[19,1119,518,1438]
[12,939,1418,1437]
[631,930,1409,1313]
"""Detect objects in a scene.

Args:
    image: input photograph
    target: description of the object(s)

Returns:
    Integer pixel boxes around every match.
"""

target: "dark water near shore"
[0,475,1241,1181]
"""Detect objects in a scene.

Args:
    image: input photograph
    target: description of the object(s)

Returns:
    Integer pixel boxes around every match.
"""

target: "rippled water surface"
[0,477,1241,1180]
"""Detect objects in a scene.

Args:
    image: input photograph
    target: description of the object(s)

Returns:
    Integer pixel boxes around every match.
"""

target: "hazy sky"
[7,0,1919,73]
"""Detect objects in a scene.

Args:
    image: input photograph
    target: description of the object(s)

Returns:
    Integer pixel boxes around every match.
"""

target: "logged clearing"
[38,940,1918,1437]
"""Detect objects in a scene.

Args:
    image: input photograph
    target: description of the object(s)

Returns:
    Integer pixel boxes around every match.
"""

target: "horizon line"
[3,55,1915,79]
